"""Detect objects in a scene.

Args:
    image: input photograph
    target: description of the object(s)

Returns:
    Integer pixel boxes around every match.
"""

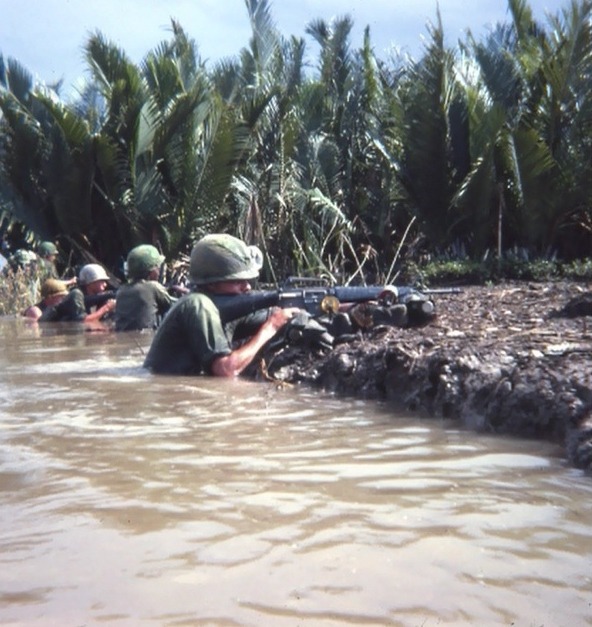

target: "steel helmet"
[126,244,165,280]
[38,241,58,257]
[41,278,68,298]
[79,263,110,286]
[189,234,263,285]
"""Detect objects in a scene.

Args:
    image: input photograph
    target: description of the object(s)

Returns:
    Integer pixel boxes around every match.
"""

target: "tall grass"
[0,266,41,316]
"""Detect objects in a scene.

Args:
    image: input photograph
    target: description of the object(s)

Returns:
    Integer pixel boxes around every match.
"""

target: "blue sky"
[1,0,570,97]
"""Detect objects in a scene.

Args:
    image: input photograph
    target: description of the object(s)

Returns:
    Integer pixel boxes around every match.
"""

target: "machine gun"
[208,278,462,325]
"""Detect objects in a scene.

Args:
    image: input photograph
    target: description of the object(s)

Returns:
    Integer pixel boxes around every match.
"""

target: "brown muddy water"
[0,316,591,627]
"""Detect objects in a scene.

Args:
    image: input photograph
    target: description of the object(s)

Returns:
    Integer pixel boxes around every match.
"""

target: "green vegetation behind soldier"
[143,234,301,377]
[4,249,40,308]
[114,245,176,331]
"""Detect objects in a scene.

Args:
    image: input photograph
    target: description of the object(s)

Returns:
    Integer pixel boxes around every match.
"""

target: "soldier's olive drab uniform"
[115,244,175,332]
[39,288,87,322]
[142,293,232,374]
[115,280,175,331]
[37,242,60,282]
[143,234,265,375]
[38,258,59,281]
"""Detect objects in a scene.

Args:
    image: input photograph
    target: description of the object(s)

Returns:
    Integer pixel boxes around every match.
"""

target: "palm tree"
[83,23,244,263]
[453,0,592,259]
[2,0,592,277]
[531,0,592,256]
[0,55,111,264]
[381,14,462,254]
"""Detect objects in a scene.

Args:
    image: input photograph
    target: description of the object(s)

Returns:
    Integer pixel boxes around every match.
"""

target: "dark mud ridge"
[253,281,592,473]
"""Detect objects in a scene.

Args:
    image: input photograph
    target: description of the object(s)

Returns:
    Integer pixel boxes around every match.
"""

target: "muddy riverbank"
[255,281,592,472]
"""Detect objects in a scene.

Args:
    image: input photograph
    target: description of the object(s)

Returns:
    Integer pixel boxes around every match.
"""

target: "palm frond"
[2,57,34,105]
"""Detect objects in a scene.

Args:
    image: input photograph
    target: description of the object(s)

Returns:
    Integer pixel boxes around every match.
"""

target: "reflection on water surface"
[0,317,591,626]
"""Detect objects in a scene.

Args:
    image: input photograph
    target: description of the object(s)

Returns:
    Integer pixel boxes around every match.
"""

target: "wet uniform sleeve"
[153,282,176,316]
[143,293,232,375]
[60,289,87,321]
[186,296,232,373]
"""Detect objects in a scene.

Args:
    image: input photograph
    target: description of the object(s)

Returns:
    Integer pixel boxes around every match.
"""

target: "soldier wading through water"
[37,263,115,323]
[143,234,301,377]
[115,244,176,332]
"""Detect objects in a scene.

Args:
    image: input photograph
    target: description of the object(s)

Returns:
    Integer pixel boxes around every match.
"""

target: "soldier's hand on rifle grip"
[267,306,302,332]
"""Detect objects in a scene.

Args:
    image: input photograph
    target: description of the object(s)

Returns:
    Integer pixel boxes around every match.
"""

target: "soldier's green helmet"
[38,241,58,257]
[126,245,165,280]
[190,234,263,285]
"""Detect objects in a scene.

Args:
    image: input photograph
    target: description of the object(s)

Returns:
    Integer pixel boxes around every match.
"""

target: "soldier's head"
[79,264,110,295]
[38,241,58,260]
[126,245,165,281]
[189,234,263,293]
[40,278,68,305]
[11,249,37,269]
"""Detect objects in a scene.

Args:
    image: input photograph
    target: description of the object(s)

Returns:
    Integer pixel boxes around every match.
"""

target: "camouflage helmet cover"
[13,249,38,267]
[189,234,263,285]
[38,241,58,257]
[126,244,165,280]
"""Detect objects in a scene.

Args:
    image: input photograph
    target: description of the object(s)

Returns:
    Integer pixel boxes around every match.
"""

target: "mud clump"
[254,281,592,473]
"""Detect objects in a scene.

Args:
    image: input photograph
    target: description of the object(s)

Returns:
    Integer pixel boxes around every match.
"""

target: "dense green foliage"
[1,0,591,284]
